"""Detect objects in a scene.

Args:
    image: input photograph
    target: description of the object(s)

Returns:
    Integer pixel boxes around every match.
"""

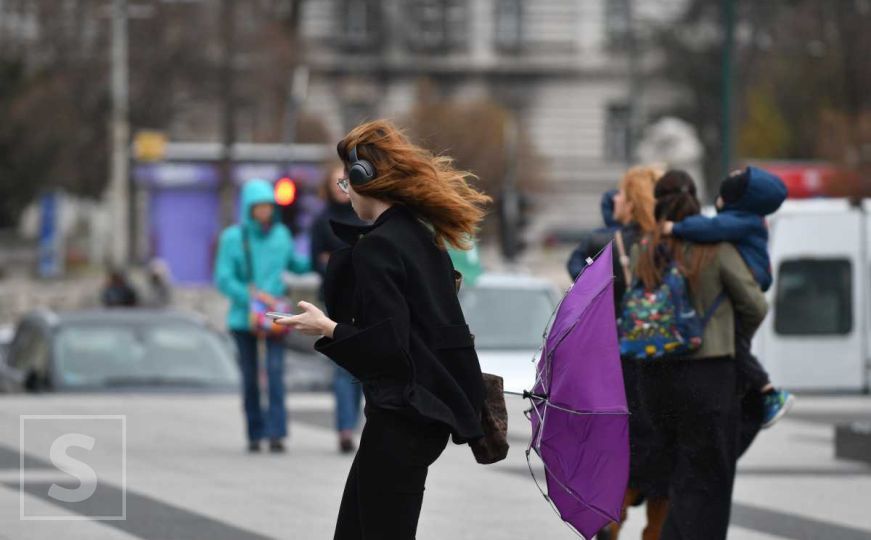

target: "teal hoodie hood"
[239,179,280,231]
[213,179,310,330]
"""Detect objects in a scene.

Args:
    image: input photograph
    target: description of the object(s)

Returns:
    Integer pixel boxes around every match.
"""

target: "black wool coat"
[314,205,485,444]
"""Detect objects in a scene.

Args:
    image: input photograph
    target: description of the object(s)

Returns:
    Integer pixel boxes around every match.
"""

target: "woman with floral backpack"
[628,170,767,540]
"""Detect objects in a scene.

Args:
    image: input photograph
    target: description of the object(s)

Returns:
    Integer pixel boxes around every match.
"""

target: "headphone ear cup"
[349,159,375,185]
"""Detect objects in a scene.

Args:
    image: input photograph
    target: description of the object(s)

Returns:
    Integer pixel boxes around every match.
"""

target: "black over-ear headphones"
[348,145,376,186]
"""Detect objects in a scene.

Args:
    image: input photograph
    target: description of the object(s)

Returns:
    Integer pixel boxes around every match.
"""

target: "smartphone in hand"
[265,311,294,320]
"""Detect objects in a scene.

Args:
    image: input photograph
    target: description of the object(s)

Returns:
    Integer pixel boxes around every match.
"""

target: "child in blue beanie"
[664,166,794,428]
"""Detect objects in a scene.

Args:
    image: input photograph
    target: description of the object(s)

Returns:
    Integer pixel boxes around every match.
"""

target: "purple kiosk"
[133,143,329,285]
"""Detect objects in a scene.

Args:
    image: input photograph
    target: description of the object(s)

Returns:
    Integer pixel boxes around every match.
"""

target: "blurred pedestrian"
[663,166,794,430]
[145,258,172,308]
[568,166,670,540]
[566,188,620,280]
[214,179,310,453]
[632,170,768,540]
[101,268,138,307]
[310,163,366,454]
[277,119,490,540]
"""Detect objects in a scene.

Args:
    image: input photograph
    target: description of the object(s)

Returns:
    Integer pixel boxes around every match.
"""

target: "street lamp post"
[720,0,736,181]
[108,0,130,267]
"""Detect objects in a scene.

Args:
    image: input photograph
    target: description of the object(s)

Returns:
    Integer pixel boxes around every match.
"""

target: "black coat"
[314,205,485,444]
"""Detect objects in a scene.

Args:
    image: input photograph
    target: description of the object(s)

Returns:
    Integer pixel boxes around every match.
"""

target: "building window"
[605,0,630,51]
[604,103,631,162]
[405,0,467,53]
[341,0,381,50]
[494,0,522,52]
[775,259,853,335]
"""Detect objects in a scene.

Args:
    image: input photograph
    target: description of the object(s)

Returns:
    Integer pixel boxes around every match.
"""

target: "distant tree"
[404,79,545,240]
[0,0,315,227]
[0,60,55,227]
[738,85,790,159]
[653,0,870,194]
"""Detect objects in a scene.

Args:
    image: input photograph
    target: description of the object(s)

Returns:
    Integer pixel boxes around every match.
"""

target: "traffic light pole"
[500,116,521,262]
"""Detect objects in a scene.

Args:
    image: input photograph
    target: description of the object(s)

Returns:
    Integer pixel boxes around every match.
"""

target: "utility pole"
[109,0,129,267]
[720,0,736,181]
[625,0,640,166]
[219,0,237,227]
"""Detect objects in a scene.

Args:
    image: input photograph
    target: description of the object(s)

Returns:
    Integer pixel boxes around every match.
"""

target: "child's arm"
[671,213,759,243]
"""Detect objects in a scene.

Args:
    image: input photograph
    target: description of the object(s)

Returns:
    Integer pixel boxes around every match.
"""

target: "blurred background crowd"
[0,0,869,385]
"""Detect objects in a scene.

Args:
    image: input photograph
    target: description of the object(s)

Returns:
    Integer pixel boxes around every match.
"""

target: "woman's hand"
[275,301,338,338]
[661,221,675,235]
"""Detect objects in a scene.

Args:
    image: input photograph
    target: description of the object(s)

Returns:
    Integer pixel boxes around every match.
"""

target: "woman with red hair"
[279,120,491,539]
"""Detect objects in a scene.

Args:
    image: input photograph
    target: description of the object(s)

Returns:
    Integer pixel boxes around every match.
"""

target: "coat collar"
[330,204,412,246]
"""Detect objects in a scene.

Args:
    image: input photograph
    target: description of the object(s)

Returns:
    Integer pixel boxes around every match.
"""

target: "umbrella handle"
[504,390,548,400]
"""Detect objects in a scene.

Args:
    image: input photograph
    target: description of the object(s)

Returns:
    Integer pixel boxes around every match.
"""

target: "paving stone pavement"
[0,392,869,540]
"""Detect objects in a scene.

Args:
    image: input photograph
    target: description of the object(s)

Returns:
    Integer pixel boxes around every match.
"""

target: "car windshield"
[55,321,239,389]
[460,286,556,350]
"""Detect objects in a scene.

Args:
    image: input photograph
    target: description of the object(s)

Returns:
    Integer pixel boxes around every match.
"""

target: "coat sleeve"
[566,238,590,280]
[314,235,411,380]
[214,230,250,305]
[718,243,768,336]
[672,214,759,243]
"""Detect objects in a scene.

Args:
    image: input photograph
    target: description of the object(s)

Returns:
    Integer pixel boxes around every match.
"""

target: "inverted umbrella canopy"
[527,242,629,539]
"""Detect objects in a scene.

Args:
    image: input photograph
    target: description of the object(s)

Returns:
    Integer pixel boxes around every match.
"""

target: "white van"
[753,199,870,393]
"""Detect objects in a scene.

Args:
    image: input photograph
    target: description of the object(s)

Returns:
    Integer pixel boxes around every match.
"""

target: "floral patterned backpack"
[618,258,723,361]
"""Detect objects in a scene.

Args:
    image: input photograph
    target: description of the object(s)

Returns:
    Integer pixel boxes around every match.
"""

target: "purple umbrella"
[526,241,629,538]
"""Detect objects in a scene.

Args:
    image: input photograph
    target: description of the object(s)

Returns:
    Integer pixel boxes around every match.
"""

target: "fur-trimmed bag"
[470,373,510,464]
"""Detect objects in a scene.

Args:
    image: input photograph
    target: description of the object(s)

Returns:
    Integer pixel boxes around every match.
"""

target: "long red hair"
[337,119,491,250]
[620,165,661,234]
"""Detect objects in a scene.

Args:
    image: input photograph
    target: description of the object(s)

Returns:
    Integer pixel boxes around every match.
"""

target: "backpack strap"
[614,230,633,286]
[700,292,726,327]
[241,228,254,285]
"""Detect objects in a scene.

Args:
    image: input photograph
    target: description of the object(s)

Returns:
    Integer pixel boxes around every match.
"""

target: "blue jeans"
[232,331,288,442]
[334,366,362,432]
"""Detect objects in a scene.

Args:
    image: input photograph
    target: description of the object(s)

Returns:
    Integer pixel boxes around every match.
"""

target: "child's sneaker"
[761,389,795,428]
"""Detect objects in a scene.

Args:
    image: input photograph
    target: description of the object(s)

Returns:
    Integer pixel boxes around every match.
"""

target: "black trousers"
[334,407,450,540]
[638,357,739,540]
[734,317,770,392]
[621,358,670,498]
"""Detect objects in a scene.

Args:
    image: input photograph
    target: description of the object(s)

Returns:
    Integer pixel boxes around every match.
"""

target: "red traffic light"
[274,177,297,206]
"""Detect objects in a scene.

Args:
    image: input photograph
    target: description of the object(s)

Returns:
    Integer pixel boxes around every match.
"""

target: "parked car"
[459,273,561,394]
[0,309,239,392]
[0,324,13,366]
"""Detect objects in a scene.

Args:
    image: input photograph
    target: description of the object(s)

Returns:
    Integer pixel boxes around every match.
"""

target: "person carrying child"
[663,166,794,428]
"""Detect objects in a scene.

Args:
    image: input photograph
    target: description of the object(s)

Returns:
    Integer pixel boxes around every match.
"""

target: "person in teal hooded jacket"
[214,179,309,453]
